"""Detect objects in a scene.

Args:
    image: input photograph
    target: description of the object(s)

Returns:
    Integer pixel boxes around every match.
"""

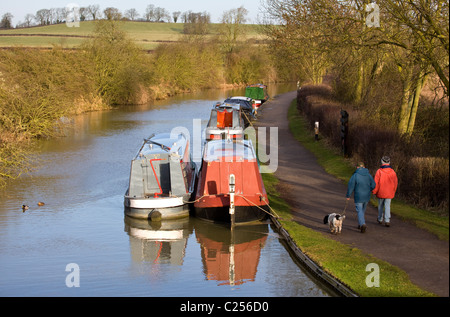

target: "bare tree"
[219,6,249,53]
[353,0,449,134]
[55,8,66,23]
[103,7,122,21]
[24,14,34,27]
[87,4,100,20]
[261,0,449,135]
[145,5,170,22]
[173,11,181,23]
[145,4,155,21]
[125,8,139,21]
[183,11,211,34]
[154,7,171,22]
[376,0,449,97]
[35,9,50,25]
[79,7,87,21]
[0,12,14,29]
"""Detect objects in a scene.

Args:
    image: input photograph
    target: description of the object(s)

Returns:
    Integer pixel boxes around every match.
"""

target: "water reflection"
[195,221,268,287]
[124,216,270,288]
[124,216,194,265]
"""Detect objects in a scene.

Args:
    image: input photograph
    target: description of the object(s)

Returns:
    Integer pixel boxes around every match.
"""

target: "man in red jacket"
[372,156,398,227]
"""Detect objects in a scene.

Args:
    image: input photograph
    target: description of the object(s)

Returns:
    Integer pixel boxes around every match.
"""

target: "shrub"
[223,45,274,85]
[402,157,449,210]
[151,40,223,92]
[0,47,99,185]
[0,47,97,138]
[83,20,152,105]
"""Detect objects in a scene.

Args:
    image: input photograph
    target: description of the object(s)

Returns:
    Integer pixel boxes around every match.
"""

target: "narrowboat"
[193,139,269,224]
[205,103,245,141]
[245,84,269,113]
[124,133,197,220]
[222,97,255,126]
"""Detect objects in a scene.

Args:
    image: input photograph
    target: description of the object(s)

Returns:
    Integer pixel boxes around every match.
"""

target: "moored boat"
[245,84,269,114]
[193,139,269,224]
[205,103,245,141]
[222,96,255,126]
[124,133,197,220]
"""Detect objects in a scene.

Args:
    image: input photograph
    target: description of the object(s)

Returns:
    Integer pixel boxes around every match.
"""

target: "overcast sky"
[2,0,266,26]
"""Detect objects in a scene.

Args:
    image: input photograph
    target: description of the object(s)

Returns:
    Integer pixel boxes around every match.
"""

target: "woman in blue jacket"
[346,162,376,233]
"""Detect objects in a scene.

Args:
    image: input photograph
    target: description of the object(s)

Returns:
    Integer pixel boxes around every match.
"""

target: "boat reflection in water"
[195,221,268,286]
[124,216,193,265]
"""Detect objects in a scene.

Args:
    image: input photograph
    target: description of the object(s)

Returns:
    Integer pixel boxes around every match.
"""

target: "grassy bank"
[259,98,448,296]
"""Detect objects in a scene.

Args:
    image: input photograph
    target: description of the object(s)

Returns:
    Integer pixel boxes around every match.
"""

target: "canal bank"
[256,90,449,297]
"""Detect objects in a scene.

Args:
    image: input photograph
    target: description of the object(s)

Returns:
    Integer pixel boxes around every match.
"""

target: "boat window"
[204,140,256,162]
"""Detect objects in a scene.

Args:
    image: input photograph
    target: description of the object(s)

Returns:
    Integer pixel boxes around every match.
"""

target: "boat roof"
[226,96,252,101]
[215,103,241,111]
[245,85,268,100]
[138,133,188,157]
[247,83,267,88]
[203,139,256,162]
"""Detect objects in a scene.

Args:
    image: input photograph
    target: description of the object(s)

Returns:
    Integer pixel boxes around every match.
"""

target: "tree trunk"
[354,62,364,104]
[406,73,428,135]
[398,67,413,135]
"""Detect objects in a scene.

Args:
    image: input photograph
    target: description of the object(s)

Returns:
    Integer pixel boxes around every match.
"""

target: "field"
[0,21,266,50]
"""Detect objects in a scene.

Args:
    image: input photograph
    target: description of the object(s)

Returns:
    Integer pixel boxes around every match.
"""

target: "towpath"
[255,90,449,297]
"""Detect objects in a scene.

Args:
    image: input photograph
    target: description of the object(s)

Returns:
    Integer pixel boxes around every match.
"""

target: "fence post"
[340,110,349,156]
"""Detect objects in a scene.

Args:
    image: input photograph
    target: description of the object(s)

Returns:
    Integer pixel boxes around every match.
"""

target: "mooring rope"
[235,194,281,219]
[183,193,281,219]
[241,111,254,128]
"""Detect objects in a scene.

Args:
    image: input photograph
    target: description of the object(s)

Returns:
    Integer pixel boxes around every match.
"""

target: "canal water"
[0,84,331,297]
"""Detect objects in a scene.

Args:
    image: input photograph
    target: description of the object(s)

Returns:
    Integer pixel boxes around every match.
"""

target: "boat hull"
[194,193,268,224]
[124,192,190,220]
[194,205,268,224]
[124,198,189,220]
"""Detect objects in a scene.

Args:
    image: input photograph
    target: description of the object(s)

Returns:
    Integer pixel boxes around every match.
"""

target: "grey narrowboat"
[124,133,197,220]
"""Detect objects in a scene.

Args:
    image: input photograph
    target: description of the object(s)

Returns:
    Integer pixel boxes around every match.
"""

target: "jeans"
[378,198,391,223]
[355,202,368,226]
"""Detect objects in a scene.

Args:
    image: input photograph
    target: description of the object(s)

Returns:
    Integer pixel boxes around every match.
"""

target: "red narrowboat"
[194,139,269,224]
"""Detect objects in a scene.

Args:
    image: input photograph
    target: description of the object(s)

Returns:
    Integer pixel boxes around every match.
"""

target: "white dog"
[323,213,345,234]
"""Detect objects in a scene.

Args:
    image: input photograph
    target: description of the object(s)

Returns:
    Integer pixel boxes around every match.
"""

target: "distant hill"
[0,21,265,50]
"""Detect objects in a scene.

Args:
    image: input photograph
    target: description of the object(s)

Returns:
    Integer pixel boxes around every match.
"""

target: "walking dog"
[323,213,345,234]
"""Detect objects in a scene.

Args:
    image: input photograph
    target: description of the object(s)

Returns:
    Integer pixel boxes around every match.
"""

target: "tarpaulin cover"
[245,86,266,100]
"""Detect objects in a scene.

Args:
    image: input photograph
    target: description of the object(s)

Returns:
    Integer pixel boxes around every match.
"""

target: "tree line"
[262,0,448,211]
[0,4,214,28]
[262,0,449,136]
